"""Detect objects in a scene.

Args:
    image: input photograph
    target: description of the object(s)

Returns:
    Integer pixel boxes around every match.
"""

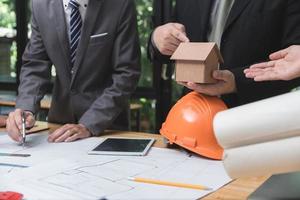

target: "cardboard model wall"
[171,42,224,83]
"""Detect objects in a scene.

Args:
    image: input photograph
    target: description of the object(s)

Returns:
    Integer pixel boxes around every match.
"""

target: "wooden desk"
[0,97,142,131]
[0,98,51,110]
[46,123,270,200]
[0,99,141,113]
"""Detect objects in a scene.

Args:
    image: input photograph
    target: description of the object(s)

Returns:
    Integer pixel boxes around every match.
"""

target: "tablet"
[88,137,155,156]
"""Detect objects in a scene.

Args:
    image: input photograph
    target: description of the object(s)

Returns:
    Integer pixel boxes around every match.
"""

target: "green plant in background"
[0,0,16,79]
[131,98,156,133]
[133,0,182,133]
[0,0,15,29]
[133,0,156,133]
[136,0,153,88]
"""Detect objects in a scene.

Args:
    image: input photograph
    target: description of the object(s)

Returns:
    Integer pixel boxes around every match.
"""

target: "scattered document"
[214,91,300,178]
[0,132,231,200]
[0,132,101,173]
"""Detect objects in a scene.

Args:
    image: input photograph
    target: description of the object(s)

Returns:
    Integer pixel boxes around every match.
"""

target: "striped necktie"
[69,0,82,67]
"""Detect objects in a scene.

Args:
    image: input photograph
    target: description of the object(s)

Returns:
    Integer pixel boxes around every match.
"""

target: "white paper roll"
[213,91,300,178]
[223,136,300,178]
[214,91,300,149]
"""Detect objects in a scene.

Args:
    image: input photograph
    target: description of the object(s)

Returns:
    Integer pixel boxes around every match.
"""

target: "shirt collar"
[63,0,89,9]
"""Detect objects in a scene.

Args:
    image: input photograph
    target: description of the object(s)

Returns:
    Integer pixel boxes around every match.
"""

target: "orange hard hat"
[160,92,227,160]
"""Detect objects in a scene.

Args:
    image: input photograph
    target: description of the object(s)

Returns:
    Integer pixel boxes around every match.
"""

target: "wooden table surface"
[0,98,142,111]
[0,98,51,110]
[2,122,269,199]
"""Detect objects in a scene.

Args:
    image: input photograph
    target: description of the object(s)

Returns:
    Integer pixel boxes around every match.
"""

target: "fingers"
[246,68,280,81]
[178,70,236,96]
[186,82,218,96]
[54,129,77,143]
[48,124,91,143]
[178,81,215,96]
[244,61,276,79]
[48,124,71,142]
[6,112,22,142]
[6,109,34,142]
[249,61,275,70]
[245,67,279,81]
[245,62,276,78]
[153,23,189,55]
[170,23,189,42]
[25,112,35,128]
[162,41,181,54]
[173,23,186,34]
[14,109,23,130]
[254,71,279,82]
[65,132,81,143]
[0,116,7,127]
[245,68,269,78]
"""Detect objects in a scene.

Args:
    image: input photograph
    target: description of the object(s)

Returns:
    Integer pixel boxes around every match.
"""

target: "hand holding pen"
[6,109,35,143]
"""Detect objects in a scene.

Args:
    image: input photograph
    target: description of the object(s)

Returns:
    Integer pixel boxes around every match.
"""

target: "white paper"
[0,132,103,173]
[1,146,231,200]
[223,136,300,178]
[213,91,300,178]
[214,91,300,149]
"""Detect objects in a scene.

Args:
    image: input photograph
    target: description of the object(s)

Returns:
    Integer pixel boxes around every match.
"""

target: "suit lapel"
[51,0,72,71]
[71,0,103,84]
[224,0,251,31]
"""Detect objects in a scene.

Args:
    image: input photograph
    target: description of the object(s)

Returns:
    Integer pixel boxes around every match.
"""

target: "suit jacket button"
[71,70,74,74]
[70,89,77,94]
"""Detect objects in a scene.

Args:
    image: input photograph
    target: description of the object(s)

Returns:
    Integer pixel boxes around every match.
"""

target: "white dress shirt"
[62,0,89,41]
[207,0,235,47]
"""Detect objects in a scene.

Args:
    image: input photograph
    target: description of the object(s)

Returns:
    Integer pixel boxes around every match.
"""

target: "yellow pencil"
[128,177,212,191]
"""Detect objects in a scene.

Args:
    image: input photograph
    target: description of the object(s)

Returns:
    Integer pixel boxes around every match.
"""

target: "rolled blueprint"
[222,136,300,178]
[213,91,300,178]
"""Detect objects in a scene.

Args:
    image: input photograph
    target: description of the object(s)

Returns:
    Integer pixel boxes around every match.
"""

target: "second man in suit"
[149,0,300,108]
[6,0,141,143]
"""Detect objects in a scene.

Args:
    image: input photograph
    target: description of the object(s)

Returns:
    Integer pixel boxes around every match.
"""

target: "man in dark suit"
[149,0,300,108]
[6,0,140,143]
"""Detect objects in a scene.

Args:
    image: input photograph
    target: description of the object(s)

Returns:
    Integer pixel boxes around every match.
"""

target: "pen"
[0,153,31,157]
[128,177,212,191]
[21,111,26,147]
[0,162,29,168]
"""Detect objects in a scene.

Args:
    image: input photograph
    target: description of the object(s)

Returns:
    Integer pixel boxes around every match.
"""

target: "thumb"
[213,70,231,81]
[173,23,186,32]
[172,23,190,42]
[269,48,289,60]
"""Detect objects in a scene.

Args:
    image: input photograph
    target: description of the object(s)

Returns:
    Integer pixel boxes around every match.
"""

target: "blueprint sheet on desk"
[0,133,231,200]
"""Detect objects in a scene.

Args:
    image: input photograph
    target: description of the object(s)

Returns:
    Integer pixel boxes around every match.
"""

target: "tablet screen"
[89,138,155,156]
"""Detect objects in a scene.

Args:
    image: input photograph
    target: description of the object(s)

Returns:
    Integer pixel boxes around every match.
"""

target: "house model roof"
[171,42,224,63]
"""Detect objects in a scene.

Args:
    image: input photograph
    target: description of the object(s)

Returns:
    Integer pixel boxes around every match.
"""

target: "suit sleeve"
[15,1,52,114]
[79,0,141,135]
[231,0,300,105]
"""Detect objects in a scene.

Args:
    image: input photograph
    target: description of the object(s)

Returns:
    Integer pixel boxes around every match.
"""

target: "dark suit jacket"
[16,0,141,135]
[149,0,300,107]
